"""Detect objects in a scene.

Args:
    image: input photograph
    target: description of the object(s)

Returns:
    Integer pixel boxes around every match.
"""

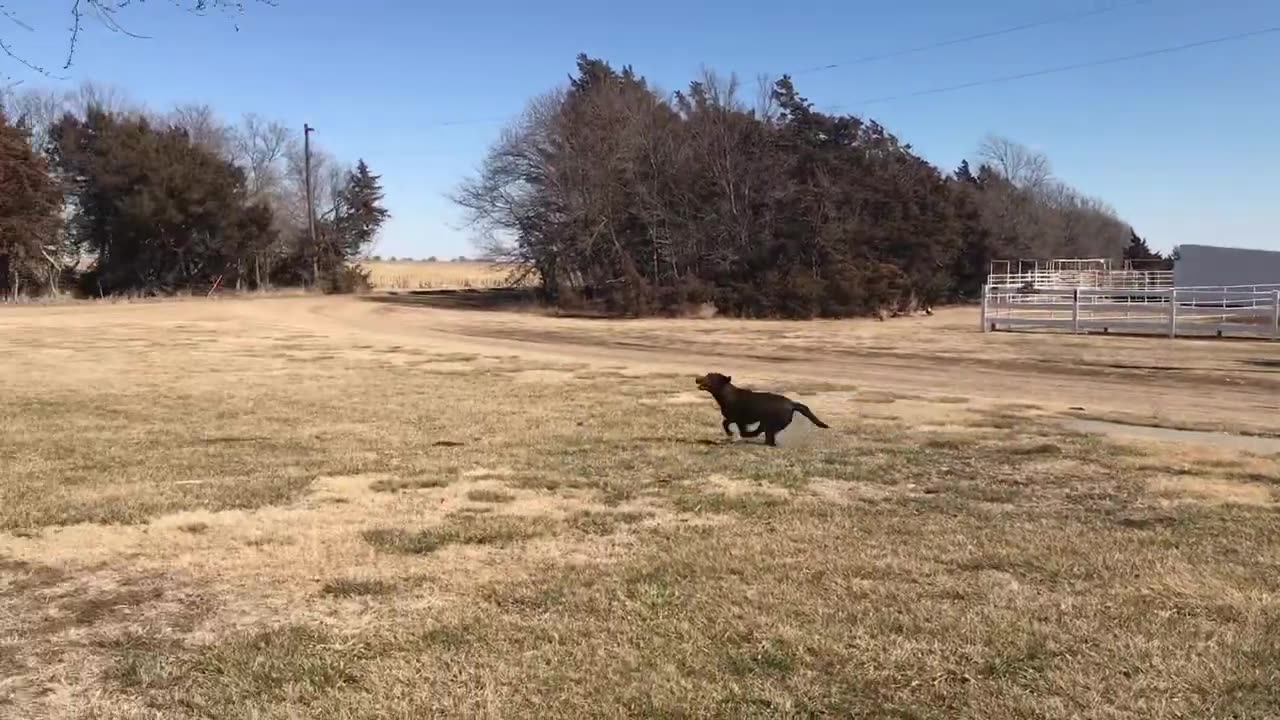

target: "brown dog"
[695,372,829,446]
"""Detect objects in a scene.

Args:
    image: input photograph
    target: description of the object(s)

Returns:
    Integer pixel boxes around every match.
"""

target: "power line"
[412,2,1162,128]
[835,25,1280,108]
[413,3,1161,129]
[422,115,506,128]
[790,0,1154,75]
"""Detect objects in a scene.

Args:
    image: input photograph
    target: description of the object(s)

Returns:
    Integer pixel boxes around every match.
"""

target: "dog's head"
[695,372,731,393]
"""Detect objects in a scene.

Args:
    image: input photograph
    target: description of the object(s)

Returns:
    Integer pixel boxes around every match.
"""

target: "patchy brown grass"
[465,488,516,504]
[320,578,395,598]
[364,515,557,555]
[369,476,453,493]
[565,509,652,536]
[1,297,1278,718]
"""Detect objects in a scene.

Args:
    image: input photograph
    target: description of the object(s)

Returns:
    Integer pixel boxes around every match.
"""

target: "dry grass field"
[363,260,522,291]
[2,296,1279,718]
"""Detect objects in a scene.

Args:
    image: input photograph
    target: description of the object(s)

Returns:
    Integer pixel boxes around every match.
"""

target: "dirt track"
[6,294,1279,435]
[324,296,1280,431]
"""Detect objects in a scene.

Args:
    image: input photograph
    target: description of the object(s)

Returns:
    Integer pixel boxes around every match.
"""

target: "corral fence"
[981,261,1280,340]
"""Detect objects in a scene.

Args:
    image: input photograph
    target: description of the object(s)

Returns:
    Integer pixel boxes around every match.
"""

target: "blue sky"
[3,0,1277,258]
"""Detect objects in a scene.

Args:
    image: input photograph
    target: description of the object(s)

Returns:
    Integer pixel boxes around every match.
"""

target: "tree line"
[1,82,388,299]
[457,55,1162,318]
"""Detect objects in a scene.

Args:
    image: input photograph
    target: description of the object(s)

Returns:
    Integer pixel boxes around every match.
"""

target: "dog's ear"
[725,375,732,383]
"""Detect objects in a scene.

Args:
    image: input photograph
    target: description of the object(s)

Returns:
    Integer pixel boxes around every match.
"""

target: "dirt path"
[4,294,1276,435]
[289,297,1279,434]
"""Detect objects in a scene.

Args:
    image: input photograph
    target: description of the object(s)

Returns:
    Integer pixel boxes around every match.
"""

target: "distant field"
[363,260,524,291]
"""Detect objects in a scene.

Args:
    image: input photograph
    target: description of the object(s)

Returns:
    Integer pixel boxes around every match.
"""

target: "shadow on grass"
[362,288,639,321]
[632,437,739,447]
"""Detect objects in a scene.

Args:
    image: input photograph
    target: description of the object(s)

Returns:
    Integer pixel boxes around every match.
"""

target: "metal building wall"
[1174,244,1280,287]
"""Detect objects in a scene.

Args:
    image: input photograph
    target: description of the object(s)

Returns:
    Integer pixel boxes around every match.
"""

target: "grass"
[2,297,1279,718]
[464,488,516,504]
[363,515,556,555]
[565,509,651,536]
[320,578,395,598]
[100,625,366,718]
[369,476,453,493]
[1007,441,1064,456]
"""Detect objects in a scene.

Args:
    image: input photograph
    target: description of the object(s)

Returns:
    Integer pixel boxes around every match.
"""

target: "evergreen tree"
[1123,228,1160,261]
[1122,228,1173,270]
[49,106,276,294]
[0,105,64,297]
[286,159,390,293]
[457,55,1141,318]
[335,159,390,257]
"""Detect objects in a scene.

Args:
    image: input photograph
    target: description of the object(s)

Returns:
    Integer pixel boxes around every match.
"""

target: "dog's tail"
[793,403,830,429]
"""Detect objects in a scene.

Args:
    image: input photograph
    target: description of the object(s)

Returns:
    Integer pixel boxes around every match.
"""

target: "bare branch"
[67,80,133,115]
[167,102,234,157]
[1,0,273,78]
[0,4,35,32]
[754,73,778,122]
[977,134,1053,190]
[1,36,67,79]
[233,112,290,198]
[6,86,67,151]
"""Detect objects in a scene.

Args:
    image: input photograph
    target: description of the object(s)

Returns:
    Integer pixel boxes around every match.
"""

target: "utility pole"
[303,123,318,287]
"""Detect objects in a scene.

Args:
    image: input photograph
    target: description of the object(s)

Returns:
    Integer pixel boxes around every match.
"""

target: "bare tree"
[1038,180,1078,210]
[281,136,345,286]
[169,103,232,157]
[225,114,292,286]
[284,138,338,228]
[232,113,290,198]
[454,88,564,258]
[4,87,66,152]
[323,164,347,218]
[67,80,135,116]
[753,73,778,122]
[977,134,1053,190]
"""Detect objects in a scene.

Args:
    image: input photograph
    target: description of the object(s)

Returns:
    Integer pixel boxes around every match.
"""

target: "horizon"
[2,0,1277,259]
